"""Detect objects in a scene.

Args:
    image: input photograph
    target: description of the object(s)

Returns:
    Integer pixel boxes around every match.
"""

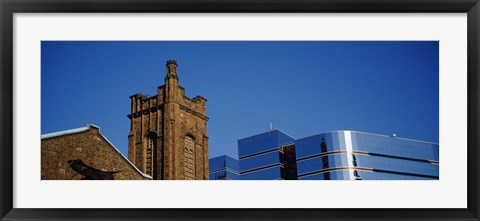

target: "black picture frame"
[1,0,479,220]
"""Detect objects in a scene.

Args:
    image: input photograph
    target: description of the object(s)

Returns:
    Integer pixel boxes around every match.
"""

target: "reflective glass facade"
[209,155,239,180]
[238,130,296,158]
[296,131,439,180]
[238,130,297,180]
[209,130,438,180]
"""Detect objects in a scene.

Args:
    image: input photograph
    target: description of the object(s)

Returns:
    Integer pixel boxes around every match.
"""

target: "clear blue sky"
[41,41,439,159]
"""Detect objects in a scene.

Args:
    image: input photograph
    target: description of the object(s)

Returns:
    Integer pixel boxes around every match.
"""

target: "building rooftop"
[41,124,153,179]
[296,129,438,145]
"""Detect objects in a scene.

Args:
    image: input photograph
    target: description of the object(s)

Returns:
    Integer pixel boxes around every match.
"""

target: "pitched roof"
[41,124,153,179]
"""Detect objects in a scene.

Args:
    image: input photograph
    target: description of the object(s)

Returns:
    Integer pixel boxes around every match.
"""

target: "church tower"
[127,60,209,180]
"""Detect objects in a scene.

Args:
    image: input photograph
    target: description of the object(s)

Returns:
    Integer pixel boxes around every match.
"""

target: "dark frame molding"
[1,0,479,220]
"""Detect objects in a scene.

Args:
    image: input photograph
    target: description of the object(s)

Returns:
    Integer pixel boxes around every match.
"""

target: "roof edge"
[41,124,153,179]
[237,128,296,142]
[98,133,153,179]
[41,124,99,140]
[296,130,439,145]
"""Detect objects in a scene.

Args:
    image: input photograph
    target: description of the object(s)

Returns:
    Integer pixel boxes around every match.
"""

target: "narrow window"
[184,135,195,180]
[145,133,156,176]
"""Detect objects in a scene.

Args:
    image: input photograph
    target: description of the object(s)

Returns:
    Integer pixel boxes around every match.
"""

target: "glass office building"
[295,131,439,180]
[209,129,438,180]
[238,130,298,180]
[209,155,240,180]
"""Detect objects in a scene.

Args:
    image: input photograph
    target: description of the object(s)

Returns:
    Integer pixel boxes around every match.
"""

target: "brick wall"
[41,125,151,180]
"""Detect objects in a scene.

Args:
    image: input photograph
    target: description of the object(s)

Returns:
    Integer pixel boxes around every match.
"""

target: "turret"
[164,59,179,101]
[165,60,178,80]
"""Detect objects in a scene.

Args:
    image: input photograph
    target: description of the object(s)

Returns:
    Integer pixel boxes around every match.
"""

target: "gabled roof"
[41,124,153,179]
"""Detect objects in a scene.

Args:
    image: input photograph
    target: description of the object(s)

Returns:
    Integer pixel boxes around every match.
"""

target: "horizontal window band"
[240,163,283,175]
[239,144,293,160]
[239,148,280,160]
[298,167,438,179]
[297,150,369,162]
[298,167,373,178]
[371,168,439,179]
[297,150,439,164]
[209,167,240,175]
[367,152,439,164]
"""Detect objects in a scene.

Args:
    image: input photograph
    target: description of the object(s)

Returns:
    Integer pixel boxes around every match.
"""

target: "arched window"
[184,135,195,180]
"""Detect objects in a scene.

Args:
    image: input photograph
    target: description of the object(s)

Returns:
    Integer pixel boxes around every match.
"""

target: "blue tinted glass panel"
[299,170,351,180]
[209,156,226,171]
[276,130,296,146]
[225,170,240,180]
[241,166,282,180]
[209,155,239,172]
[209,170,240,180]
[297,154,349,175]
[356,170,436,180]
[240,151,280,172]
[298,173,325,180]
[299,170,436,180]
[355,154,438,177]
[295,134,329,159]
[295,132,349,159]
[210,170,227,180]
[238,130,294,158]
[224,155,240,171]
[351,132,439,161]
[296,132,439,162]
[297,153,438,177]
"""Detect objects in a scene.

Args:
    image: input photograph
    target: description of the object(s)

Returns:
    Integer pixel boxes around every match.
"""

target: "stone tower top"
[166,59,177,66]
[165,59,178,80]
[128,59,209,180]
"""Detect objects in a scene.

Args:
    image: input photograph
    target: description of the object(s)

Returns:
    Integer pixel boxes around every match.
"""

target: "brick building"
[41,60,209,180]
[41,124,152,180]
[127,60,209,180]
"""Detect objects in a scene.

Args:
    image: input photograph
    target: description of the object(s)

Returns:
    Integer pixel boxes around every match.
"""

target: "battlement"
[166,59,177,66]
[193,95,207,104]
[130,93,148,101]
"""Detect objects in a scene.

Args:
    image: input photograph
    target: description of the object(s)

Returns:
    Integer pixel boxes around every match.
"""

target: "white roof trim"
[41,124,153,179]
[41,126,91,139]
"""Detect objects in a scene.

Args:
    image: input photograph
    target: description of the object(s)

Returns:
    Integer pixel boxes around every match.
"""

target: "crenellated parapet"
[127,92,208,121]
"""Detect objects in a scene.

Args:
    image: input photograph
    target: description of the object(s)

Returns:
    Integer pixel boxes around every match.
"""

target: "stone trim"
[179,104,209,121]
[128,102,208,121]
